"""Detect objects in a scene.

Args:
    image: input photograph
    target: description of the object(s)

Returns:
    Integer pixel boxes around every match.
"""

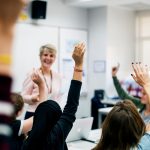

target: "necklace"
[41,68,52,94]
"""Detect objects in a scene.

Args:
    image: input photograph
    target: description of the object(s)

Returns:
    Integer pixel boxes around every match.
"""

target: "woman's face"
[141,89,149,104]
[40,50,56,69]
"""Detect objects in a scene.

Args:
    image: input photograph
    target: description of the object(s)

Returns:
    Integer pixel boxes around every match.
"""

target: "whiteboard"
[12,23,59,92]
[59,28,88,94]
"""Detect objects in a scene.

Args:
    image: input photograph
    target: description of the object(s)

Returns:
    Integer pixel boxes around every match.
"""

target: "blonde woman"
[21,44,62,119]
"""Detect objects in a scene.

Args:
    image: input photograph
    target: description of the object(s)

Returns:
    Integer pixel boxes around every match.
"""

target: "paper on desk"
[67,140,96,150]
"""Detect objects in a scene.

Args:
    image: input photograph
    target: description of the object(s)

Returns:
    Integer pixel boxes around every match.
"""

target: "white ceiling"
[63,0,150,10]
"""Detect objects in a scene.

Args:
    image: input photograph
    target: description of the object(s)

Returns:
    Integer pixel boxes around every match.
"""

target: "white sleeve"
[18,120,24,136]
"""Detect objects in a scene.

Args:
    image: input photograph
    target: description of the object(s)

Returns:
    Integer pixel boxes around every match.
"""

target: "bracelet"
[0,54,12,65]
[74,67,83,72]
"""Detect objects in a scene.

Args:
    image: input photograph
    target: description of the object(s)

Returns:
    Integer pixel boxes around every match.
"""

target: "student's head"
[39,44,57,69]
[11,93,24,119]
[93,100,145,150]
[24,100,62,149]
[0,0,24,31]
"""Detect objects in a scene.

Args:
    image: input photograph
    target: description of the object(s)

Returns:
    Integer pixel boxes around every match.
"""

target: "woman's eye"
[44,54,48,56]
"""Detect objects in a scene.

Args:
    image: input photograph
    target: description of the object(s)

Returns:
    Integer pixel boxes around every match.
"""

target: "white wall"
[28,0,88,29]
[87,6,135,107]
[87,7,107,104]
[106,6,136,97]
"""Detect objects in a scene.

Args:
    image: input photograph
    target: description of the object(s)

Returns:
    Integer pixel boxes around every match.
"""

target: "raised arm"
[0,0,24,149]
[112,63,120,77]
[21,73,40,104]
[112,64,142,108]
[31,69,48,102]
[48,43,85,145]
[131,62,150,105]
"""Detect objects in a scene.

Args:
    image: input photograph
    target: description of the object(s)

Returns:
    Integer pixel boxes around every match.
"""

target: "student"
[22,43,85,150]
[11,63,49,150]
[21,44,63,119]
[92,100,150,150]
[112,64,150,124]
[10,93,33,150]
[0,0,24,149]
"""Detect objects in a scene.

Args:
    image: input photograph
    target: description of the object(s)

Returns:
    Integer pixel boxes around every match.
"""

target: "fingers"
[131,73,137,83]
[31,68,41,83]
[132,62,149,76]
[73,42,86,57]
[132,62,139,76]
[117,63,120,69]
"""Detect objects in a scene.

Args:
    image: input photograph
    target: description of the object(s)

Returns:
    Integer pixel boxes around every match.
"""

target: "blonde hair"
[39,44,57,56]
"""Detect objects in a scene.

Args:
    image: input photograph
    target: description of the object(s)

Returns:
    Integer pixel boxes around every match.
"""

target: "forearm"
[38,84,48,102]
[61,80,82,123]
[22,117,33,134]
[73,65,83,81]
[143,85,150,105]
[113,76,130,99]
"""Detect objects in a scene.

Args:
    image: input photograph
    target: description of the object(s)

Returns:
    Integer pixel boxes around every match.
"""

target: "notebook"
[66,117,94,142]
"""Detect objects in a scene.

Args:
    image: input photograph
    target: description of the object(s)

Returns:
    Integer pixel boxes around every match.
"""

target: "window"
[136,12,150,65]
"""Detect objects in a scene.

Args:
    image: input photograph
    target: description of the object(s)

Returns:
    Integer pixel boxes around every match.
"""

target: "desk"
[67,129,101,150]
[101,99,121,105]
[67,140,96,150]
[98,107,113,126]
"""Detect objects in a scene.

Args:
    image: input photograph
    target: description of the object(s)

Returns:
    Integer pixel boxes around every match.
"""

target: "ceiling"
[63,0,150,10]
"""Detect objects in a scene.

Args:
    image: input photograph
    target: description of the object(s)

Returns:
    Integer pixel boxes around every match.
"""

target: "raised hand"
[72,43,85,68]
[112,63,120,77]
[131,62,150,87]
[31,94,39,103]
[31,69,48,102]
[72,43,85,81]
[131,62,150,104]
[31,69,44,86]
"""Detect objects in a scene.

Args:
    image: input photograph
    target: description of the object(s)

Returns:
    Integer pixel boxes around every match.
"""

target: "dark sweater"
[112,76,145,111]
[22,80,82,150]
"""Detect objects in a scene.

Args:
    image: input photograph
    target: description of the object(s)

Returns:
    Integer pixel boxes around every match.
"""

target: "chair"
[91,89,105,129]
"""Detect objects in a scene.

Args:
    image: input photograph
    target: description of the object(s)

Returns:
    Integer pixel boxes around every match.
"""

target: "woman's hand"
[72,43,85,69]
[31,69,48,102]
[131,63,150,88]
[131,62,150,104]
[112,63,120,77]
[31,69,44,86]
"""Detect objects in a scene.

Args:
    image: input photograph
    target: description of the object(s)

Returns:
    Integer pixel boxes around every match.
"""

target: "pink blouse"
[21,70,62,112]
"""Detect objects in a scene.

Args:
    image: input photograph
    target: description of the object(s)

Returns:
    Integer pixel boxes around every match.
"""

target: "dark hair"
[93,100,145,150]
[11,93,24,119]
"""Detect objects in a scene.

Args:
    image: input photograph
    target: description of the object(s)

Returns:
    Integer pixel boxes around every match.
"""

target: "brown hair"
[93,100,145,150]
[0,0,24,29]
[11,93,24,119]
[39,44,57,57]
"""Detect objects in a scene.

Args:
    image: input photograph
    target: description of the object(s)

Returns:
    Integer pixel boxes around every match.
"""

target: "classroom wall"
[30,0,88,29]
[13,0,137,118]
[87,7,107,104]
[106,6,136,97]
[87,6,136,104]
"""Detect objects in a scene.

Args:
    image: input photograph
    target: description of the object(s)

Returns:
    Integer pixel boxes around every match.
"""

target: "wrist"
[74,65,83,70]
[74,67,83,72]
